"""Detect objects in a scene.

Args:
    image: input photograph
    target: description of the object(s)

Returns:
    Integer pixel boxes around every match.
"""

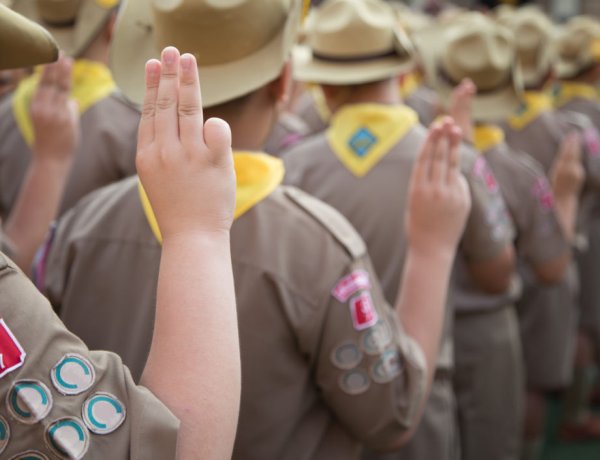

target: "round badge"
[46,417,89,460]
[7,380,53,424]
[338,369,370,395]
[9,451,50,460]
[330,342,363,370]
[0,415,10,454]
[361,321,392,355]
[82,392,126,435]
[371,349,402,384]
[51,354,96,396]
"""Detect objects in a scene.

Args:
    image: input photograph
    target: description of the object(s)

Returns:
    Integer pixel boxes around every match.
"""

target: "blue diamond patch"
[348,128,377,157]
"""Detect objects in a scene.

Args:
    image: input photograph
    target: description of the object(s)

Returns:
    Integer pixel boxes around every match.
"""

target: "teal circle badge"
[338,369,370,395]
[51,354,95,396]
[371,349,402,384]
[46,417,89,460]
[330,342,363,370]
[7,380,53,424]
[9,451,50,460]
[82,392,126,435]
[0,415,10,454]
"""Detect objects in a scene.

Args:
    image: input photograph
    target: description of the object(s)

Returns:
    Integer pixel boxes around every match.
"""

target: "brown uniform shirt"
[293,89,330,137]
[0,251,178,458]
[0,91,139,220]
[404,86,438,128]
[39,177,427,459]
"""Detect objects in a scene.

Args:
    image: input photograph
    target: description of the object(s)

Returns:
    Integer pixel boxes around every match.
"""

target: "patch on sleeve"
[360,321,392,356]
[0,415,10,455]
[473,156,499,193]
[0,319,26,379]
[583,127,600,157]
[7,380,53,424]
[330,342,363,370]
[332,270,370,302]
[349,291,379,331]
[82,392,126,435]
[46,417,89,460]
[370,349,402,383]
[532,177,555,212]
[51,354,96,396]
[338,369,371,395]
[9,451,50,460]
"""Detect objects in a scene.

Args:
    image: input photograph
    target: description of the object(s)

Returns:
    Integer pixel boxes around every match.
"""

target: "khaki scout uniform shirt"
[283,104,514,338]
[0,62,139,220]
[0,251,178,458]
[293,88,330,137]
[264,112,311,157]
[40,164,427,459]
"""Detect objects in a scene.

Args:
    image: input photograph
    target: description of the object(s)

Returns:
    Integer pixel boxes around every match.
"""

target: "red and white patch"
[473,157,499,193]
[332,270,370,302]
[583,127,600,157]
[0,319,26,379]
[349,292,379,331]
[532,177,555,212]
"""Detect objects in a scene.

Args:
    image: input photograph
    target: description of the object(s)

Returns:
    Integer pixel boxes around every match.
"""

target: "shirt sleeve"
[0,252,179,459]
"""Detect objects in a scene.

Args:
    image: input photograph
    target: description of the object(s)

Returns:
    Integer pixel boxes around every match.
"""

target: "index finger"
[413,122,443,183]
[138,59,161,151]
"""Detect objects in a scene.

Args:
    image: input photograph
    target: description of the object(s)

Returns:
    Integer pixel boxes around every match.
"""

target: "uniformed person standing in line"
[0,0,141,219]
[0,5,242,457]
[38,0,473,458]
[418,12,583,460]
[283,1,516,459]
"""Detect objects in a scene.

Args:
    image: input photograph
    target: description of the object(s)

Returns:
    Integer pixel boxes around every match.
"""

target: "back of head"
[111,0,302,108]
[554,15,600,80]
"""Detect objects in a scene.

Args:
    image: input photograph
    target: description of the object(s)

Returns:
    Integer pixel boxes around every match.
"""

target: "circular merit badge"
[51,354,96,396]
[338,369,370,395]
[82,392,126,435]
[330,342,363,370]
[46,417,89,460]
[7,380,53,424]
[0,415,10,454]
[9,451,50,460]
[370,349,402,384]
[360,321,392,356]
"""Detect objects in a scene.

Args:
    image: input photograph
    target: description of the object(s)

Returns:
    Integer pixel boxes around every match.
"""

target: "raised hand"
[551,131,585,200]
[448,78,476,143]
[406,118,471,258]
[136,47,236,239]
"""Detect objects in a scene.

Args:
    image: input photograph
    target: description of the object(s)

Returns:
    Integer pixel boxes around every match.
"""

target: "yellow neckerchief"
[473,124,505,153]
[506,91,553,130]
[308,84,332,123]
[12,59,116,146]
[399,71,423,99]
[327,103,418,177]
[138,152,284,243]
[551,81,600,108]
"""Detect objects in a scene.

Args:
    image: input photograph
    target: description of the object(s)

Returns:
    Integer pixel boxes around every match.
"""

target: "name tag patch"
[0,319,26,379]
[332,270,370,302]
[349,292,379,331]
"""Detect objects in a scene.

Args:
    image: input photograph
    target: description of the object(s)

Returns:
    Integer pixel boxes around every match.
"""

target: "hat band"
[437,64,513,95]
[312,49,397,63]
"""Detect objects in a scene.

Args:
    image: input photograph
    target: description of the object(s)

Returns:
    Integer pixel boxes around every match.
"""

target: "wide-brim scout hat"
[111,0,302,108]
[554,16,600,80]
[0,3,58,69]
[293,0,414,85]
[11,0,118,58]
[414,12,522,122]
[511,8,556,88]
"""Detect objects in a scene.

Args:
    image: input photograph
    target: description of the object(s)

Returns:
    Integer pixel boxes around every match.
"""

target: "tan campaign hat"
[415,12,522,122]
[12,0,118,57]
[0,3,58,69]
[511,8,556,88]
[554,16,600,80]
[393,3,433,36]
[293,0,414,85]
[110,0,302,108]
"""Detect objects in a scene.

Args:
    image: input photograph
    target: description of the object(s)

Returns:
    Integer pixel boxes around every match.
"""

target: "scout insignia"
[371,349,402,384]
[330,342,363,370]
[332,270,370,302]
[46,417,89,460]
[9,451,50,460]
[0,415,10,455]
[51,354,96,396]
[349,292,379,331]
[361,321,392,356]
[7,380,53,424]
[0,319,26,379]
[338,369,370,395]
[473,157,499,193]
[532,177,555,212]
[82,392,126,435]
[349,128,378,158]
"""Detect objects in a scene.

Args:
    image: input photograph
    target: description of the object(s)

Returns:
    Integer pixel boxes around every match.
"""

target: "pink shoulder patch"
[332,270,370,302]
[473,157,499,193]
[349,292,379,331]
[0,319,26,379]
[532,177,555,212]
[583,127,600,157]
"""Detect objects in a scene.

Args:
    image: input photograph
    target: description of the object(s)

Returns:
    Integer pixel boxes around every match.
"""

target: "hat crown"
[152,0,291,66]
[35,0,81,24]
[306,0,399,58]
[556,17,600,61]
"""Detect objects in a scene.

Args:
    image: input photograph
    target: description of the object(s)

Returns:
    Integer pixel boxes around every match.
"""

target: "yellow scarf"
[473,124,505,153]
[551,81,599,108]
[506,91,553,130]
[399,71,424,99]
[12,59,116,146]
[139,152,284,243]
[327,104,418,177]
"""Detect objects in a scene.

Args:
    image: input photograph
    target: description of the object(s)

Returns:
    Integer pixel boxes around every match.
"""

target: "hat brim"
[292,45,414,85]
[0,4,58,69]
[110,0,300,108]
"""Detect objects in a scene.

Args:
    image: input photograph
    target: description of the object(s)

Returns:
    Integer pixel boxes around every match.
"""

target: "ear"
[269,61,293,106]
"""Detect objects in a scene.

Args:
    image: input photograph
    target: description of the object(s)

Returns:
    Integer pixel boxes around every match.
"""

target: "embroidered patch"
[0,415,10,455]
[82,392,126,435]
[532,177,555,212]
[51,354,95,396]
[330,342,363,370]
[349,292,379,331]
[473,157,499,193]
[332,270,370,302]
[583,127,600,157]
[7,380,53,424]
[9,451,50,460]
[339,369,371,395]
[46,417,89,460]
[0,319,26,379]
[361,321,392,356]
[371,349,402,384]
[348,128,377,157]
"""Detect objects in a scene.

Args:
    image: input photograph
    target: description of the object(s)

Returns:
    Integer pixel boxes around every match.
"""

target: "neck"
[79,34,109,65]
[330,79,402,113]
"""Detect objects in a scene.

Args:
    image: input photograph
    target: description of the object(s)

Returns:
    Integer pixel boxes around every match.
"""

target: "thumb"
[204,117,233,165]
